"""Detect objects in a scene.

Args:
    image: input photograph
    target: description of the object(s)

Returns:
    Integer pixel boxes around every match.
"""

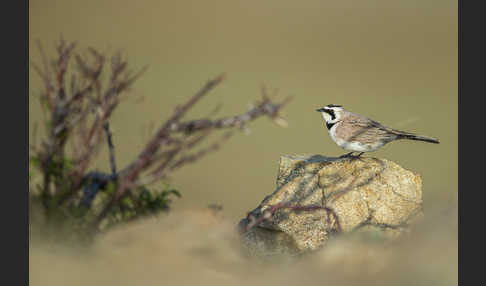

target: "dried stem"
[31,39,293,232]
[93,75,226,226]
[104,122,117,177]
[244,203,342,233]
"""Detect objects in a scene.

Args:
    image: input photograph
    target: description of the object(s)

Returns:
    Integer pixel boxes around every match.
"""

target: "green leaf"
[63,158,74,172]
[30,156,41,168]
[105,181,117,194]
[162,189,181,198]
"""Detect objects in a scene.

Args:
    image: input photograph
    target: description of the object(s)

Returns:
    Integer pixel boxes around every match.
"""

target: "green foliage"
[30,156,41,169]
[102,185,181,230]
[137,187,181,214]
[29,152,181,241]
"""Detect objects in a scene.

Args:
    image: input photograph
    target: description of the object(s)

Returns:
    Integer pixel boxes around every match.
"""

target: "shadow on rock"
[239,154,423,258]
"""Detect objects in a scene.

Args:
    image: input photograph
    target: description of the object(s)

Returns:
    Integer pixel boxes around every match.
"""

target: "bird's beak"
[316,108,325,112]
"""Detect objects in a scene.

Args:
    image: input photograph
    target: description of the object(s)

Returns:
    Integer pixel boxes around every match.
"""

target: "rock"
[238,155,423,257]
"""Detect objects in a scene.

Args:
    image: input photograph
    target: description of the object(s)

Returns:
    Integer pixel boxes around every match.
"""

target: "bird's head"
[316,104,344,124]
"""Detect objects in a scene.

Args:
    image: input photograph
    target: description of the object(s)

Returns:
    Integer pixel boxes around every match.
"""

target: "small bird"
[316,104,439,158]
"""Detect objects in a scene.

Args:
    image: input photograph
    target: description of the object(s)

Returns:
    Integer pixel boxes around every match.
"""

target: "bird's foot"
[339,152,365,160]
[339,152,355,158]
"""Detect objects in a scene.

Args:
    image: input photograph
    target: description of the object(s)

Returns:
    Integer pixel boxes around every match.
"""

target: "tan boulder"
[239,155,423,257]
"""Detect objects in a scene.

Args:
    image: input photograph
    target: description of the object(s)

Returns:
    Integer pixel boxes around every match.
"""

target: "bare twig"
[93,74,225,226]
[244,203,342,233]
[169,131,234,171]
[117,74,225,180]
[104,122,117,177]
[31,40,293,233]
[168,95,292,133]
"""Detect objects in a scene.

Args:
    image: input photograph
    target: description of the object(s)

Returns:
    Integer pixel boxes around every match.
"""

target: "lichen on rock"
[239,155,423,257]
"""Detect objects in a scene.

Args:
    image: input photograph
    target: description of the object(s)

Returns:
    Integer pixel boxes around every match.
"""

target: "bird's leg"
[339,152,354,158]
[348,152,366,161]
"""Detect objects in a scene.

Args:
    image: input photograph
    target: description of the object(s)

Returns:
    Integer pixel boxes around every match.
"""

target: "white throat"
[321,112,331,122]
[320,111,340,125]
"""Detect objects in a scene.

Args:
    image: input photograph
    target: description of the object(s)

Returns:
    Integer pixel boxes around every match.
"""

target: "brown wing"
[336,115,397,144]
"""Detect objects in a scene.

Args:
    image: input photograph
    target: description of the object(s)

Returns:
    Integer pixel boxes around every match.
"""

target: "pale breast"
[329,124,382,151]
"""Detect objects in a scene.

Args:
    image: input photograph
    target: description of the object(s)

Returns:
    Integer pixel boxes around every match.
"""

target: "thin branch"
[119,74,225,179]
[168,95,292,133]
[134,147,182,187]
[35,40,55,95]
[32,40,295,234]
[169,131,234,171]
[205,103,223,118]
[104,122,117,177]
[93,74,225,226]
[244,203,342,233]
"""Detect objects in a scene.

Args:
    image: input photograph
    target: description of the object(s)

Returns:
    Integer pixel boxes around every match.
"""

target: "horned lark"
[316,104,439,158]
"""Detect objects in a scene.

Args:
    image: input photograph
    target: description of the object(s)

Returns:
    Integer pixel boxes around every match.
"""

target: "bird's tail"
[394,130,440,144]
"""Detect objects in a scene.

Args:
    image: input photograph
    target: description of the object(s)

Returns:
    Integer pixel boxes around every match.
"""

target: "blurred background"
[29,0,457,285]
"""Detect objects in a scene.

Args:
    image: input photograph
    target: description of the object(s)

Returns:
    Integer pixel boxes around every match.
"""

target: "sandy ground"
[29,1,458,285]
[30,202,457,286]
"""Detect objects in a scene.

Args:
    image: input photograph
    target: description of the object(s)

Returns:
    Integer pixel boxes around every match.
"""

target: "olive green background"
[30,1,457,284]
[30,0,457,220]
